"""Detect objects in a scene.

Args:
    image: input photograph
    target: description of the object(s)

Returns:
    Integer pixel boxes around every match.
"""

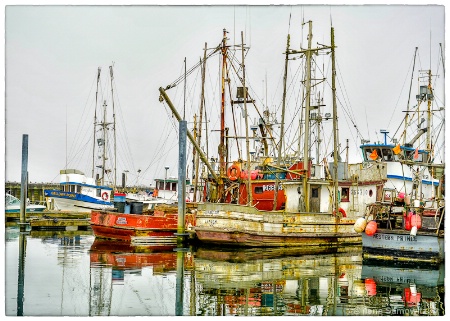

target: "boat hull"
[362,228,444,264]
[5,205,46,213]
[90,207,196,242]
[45,190,114,213]
[194,203,361,247]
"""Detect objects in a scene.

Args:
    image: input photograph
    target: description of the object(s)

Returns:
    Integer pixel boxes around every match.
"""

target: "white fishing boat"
[355,48,445,264]
[44,169,114,212]
[5,192,46,213]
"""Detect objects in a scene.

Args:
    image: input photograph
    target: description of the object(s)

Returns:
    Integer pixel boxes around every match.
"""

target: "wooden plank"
[29,218,90,229]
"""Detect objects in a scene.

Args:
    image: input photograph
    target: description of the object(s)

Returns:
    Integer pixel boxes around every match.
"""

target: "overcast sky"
[2,2,446,186]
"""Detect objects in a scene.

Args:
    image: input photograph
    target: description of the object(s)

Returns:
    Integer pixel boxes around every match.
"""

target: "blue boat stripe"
[44,189,113,205]
[387,174,439,186]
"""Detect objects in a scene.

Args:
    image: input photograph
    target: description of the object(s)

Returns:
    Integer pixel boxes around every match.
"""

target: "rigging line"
[165,45,221,90]
[334,58,360,138]
[365,106,370,140]
[439,43,445,77]
[110,74,135,169]
[226,67,242,159]
[68,73,98,163]
[226,58,277,145]
[334,79,363,141]
[281,63,306,143]
[386,59,416,131]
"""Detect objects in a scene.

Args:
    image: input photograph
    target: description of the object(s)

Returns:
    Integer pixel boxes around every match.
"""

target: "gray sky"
[3,2,446,186]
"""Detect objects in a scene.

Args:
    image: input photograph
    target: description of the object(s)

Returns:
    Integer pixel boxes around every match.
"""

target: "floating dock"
[6,211,91,231]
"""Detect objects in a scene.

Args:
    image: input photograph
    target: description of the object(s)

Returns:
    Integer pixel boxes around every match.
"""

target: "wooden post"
[19,134,28,232]
[177,120,187,245]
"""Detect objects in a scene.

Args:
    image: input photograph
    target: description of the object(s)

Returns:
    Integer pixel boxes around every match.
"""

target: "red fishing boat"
[90,203,196,242]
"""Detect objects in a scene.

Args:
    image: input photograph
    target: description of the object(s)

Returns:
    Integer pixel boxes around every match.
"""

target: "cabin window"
[311,187,319,198]
[369,189,373,197]
[382,149,394,161]
[77,185,81,193]
[254,187,263,194]
[341,187,350,202]
[96,189,101,197]
[405,150,425,162]
[171,182,176,191]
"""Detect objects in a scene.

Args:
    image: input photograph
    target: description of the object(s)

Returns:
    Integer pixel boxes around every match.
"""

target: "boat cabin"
[153,177,191,200]
[57,169,112,200]
[361,144,429,163]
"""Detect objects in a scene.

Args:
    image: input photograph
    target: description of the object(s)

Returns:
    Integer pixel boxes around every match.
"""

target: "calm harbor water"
[4,224,445,316]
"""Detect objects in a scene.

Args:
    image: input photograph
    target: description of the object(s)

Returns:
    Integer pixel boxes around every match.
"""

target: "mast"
[92,67,101,177]
[425,69,433,161]
[273,33,290,210]
[194,43,208,202]
[241,31,252,206]
[331,27,339,215]
[101,100,107,186]
[109,65,117,188]
[219,28,228,201]
[302,21,313,212]
[403,47,418,145]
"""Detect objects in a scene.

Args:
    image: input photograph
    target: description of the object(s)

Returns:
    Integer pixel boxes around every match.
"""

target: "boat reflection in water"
[360,259,444,316]
[7,226,444,317]
[89,239,193,316]
[88,240,445,316]
[193,246,363,316]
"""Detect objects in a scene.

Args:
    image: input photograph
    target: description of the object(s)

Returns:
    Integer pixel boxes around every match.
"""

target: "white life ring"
[101,192,109,201]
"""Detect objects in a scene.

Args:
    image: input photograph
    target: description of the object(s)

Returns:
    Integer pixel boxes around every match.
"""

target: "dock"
[6,211,91,231]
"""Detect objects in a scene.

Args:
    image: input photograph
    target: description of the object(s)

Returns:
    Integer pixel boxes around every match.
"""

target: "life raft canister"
[227,163,241,181]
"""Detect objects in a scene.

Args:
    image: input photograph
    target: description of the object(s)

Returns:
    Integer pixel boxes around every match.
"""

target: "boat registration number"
[372,233,417,242]
[116,217,127,225]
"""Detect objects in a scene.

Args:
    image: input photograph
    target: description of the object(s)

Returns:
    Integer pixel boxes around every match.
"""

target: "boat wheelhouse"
[44,169,114,213]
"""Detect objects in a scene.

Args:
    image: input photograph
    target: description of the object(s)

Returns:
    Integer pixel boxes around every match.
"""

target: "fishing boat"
[44,169,114,213]
[90,202,196,242]
[355,49,445,264]
[159,22,382,247]
[90,174,196,242]
[5,192,46,213]
[44,67,122,213]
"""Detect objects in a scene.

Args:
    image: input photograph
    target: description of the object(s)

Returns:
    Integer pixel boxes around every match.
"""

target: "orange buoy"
[404,212,413,230]
[153,189,158,197]
[227,163,241,181]
[365,220,377,236]
[410,214,422,229]
[365,278,377,296]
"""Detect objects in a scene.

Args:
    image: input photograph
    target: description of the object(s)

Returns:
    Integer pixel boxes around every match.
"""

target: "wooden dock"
[5,211,90,220]
[29,218,91,230]
[6,211,91,231]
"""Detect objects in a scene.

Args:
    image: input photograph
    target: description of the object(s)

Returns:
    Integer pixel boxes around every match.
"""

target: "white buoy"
[410,225,418,236]
[353,217,367,233]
